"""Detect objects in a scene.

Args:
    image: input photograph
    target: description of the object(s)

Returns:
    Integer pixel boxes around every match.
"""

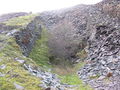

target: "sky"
[0,0,102,15]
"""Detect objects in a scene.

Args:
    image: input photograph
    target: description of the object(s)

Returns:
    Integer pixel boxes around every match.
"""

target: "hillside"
[0,0,120,90]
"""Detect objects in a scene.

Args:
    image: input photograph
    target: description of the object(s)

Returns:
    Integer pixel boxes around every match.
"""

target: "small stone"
[98,76,105,80]
[17,60,25,64]
[101,60,106,65]
[14,83,24,90]
[6,30,18,36]
[0,64,6,69]
[0,59,2,62]
[15,58,25,64]
[0,72,5,77]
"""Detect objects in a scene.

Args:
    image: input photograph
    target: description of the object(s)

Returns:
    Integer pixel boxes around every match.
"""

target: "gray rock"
[6,29,18,36]
[98,76,105,80]
[14,83,24,90]
[100,60,106,65]
[0,72,5,77]
[0,64,6,69]
[15,58,25,64]
[15,17,42,56]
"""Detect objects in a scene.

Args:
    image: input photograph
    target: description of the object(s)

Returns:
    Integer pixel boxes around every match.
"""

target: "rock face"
[15,16,42,56]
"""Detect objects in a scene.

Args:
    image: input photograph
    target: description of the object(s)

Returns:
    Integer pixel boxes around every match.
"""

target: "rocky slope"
[1,0,120,90]
[38,0,120,90]
[0,13,91,90]
[0,14,71,90]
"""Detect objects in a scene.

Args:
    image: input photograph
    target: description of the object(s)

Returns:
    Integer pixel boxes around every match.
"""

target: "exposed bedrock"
[15,16,42,56]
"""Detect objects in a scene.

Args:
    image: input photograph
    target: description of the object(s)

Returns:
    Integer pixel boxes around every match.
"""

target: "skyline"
[0,0,102,15]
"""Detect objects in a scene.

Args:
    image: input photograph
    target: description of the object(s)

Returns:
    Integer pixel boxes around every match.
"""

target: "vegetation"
[0,34,42,90]
[29,28,51,68]
[53,62,93,90]
[28,26,93,90]
[0,14,93,90]
[48,20,80,60]
[2,14,37,26]
[76,49,88,61]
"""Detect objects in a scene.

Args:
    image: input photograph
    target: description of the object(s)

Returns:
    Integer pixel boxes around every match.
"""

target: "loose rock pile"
[78,0,120,89]
[23,62,75,90]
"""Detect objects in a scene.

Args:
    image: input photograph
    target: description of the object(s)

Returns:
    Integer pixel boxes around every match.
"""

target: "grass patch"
[53,61,93,90]
[0,34,42,90]
[29,28,51,68]
[0,59,42,90]
[60,74,82,85]
[2,14,37,26]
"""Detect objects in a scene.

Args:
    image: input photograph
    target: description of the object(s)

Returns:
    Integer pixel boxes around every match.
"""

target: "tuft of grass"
[0,77,16,90]
[2,14,37,26]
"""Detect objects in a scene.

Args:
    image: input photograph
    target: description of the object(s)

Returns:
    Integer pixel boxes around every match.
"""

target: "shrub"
[48,20,81,60]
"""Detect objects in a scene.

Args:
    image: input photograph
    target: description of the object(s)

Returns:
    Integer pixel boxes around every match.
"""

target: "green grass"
[60,74,93,90]
[0,35,42,90]
[60,74,82,85]
[0,60,42,90]
[0,15,93,90]
[2,14,37,26]
[27,26,93,90]
[54,62,93,90]
[29,28,51,69]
